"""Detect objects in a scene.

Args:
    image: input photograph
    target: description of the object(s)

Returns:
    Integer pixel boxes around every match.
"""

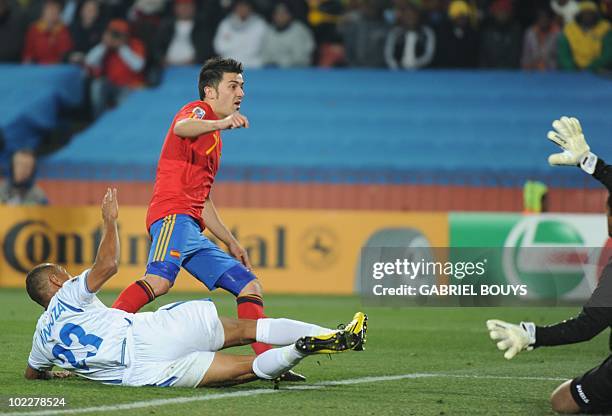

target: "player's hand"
[50,370,72,379]
[228,240,253,270]
[101,188,118,222]
[547,116,597,174]
[218,112,249,130]
[486,319,536,360]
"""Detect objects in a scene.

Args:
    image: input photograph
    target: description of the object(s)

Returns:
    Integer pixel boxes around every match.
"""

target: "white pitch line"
[0,373,567,416]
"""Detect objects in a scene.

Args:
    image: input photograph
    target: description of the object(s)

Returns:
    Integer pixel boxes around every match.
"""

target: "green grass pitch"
[0,288,608,415]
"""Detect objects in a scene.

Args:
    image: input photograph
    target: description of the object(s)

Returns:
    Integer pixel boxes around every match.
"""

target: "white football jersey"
[28,270,134,384]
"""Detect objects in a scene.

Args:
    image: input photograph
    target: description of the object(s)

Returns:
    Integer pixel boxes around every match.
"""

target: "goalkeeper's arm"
[489,117,612,359]
[592,157,612,192]
[489,242,612,359]
[547,116,612,236]
[537,262,612,346]
[591,159,612,238]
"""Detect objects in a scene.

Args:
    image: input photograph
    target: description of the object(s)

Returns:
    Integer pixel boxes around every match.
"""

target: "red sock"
[112,280,155,313]
[237,294,271,355]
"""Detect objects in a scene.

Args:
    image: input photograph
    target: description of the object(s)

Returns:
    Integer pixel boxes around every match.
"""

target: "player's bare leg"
[143,274,171,296]
[198,353,257,387]
[550,380,581,414]
[218,317,257,348]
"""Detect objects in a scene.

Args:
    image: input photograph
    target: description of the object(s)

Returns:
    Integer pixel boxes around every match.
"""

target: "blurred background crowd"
[5,0,612,70]
[2,0,612,119]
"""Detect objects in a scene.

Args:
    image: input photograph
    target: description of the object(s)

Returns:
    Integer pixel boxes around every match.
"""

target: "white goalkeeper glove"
[546,116,597,174]
[486,319,536,360]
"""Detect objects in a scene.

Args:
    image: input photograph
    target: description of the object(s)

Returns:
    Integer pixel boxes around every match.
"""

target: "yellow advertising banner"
[0,207,447,294]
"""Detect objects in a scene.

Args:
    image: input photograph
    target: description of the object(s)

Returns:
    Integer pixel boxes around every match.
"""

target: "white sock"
[252,345,306,380]
[256,318,334,346]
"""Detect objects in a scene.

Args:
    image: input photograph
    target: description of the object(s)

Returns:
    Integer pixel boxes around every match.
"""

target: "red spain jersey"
[146,101,222,231]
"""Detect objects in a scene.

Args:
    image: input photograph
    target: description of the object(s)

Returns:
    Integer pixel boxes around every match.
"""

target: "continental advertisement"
[0,207,448,294]
[1,208,609,299]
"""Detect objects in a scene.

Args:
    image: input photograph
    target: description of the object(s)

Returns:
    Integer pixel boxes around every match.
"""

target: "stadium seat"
[40,69,612,187]
[0,64,83,169]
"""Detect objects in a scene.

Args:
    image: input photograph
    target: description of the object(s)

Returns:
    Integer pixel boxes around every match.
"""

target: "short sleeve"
[28,339,51,371]
[176,103,207,123]
[56,269,96,307]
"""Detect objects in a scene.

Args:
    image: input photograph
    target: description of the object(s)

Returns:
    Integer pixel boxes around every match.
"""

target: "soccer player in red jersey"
[111,58,305,381]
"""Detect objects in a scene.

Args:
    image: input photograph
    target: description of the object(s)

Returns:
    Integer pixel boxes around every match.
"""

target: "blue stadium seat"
[0,64,83,168]
[40,68,612,187]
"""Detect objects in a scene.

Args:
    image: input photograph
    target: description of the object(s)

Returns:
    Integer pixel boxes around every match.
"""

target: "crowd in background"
[2,0,612,116]
[1,0,612,205]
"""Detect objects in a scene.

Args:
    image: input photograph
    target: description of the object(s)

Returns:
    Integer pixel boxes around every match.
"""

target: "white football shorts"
[122,299,225,387]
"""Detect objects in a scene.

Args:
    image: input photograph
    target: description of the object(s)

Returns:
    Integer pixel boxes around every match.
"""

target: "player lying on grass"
[486,116,612,414]
[24,188,368,387]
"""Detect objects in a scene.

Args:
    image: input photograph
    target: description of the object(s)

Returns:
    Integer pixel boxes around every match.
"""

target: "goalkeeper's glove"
[486,319,536,360]
[546,116,597,174]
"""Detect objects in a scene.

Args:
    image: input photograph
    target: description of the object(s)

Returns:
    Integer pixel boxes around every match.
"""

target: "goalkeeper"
[486,116,612,414]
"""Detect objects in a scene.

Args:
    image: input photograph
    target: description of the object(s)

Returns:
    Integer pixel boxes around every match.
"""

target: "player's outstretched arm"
[174,112,249,138]
[547,115,612,187]
[87,188,120,292]
[547,116,597,173]
[547,115,612,234]
[202,196,252,269]
[487,266,612,357]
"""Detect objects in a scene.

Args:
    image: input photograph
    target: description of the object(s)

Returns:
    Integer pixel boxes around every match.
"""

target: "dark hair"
[198,57,243,100]
[26,263,56,307]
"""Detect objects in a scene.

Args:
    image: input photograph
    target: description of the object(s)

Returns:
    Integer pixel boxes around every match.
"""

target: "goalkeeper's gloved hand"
[546,116,597,174]
[486,319,536,360]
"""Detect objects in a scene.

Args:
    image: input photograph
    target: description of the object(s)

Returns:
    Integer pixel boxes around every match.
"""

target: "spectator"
[307,0,344,42]
[129,0,166,62]
[479,0,522,68]
[550,0,578,25]
[338,0,389,67]
[156,0,214,66]
[521,7,559,70]
[307,0,346,66]
[22,0,73,64]
[433,0,479,68]
[213,0,268,68]
[0,149,48,206]
[0,0,27,62]
[260,1,315,67]
[558,1,612,71]
[67,0,106,65]
[85,19,146,117]
[384,0,436,70]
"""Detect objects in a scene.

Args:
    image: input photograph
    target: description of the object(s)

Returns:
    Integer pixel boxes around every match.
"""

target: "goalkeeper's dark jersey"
[535,158,612,348]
